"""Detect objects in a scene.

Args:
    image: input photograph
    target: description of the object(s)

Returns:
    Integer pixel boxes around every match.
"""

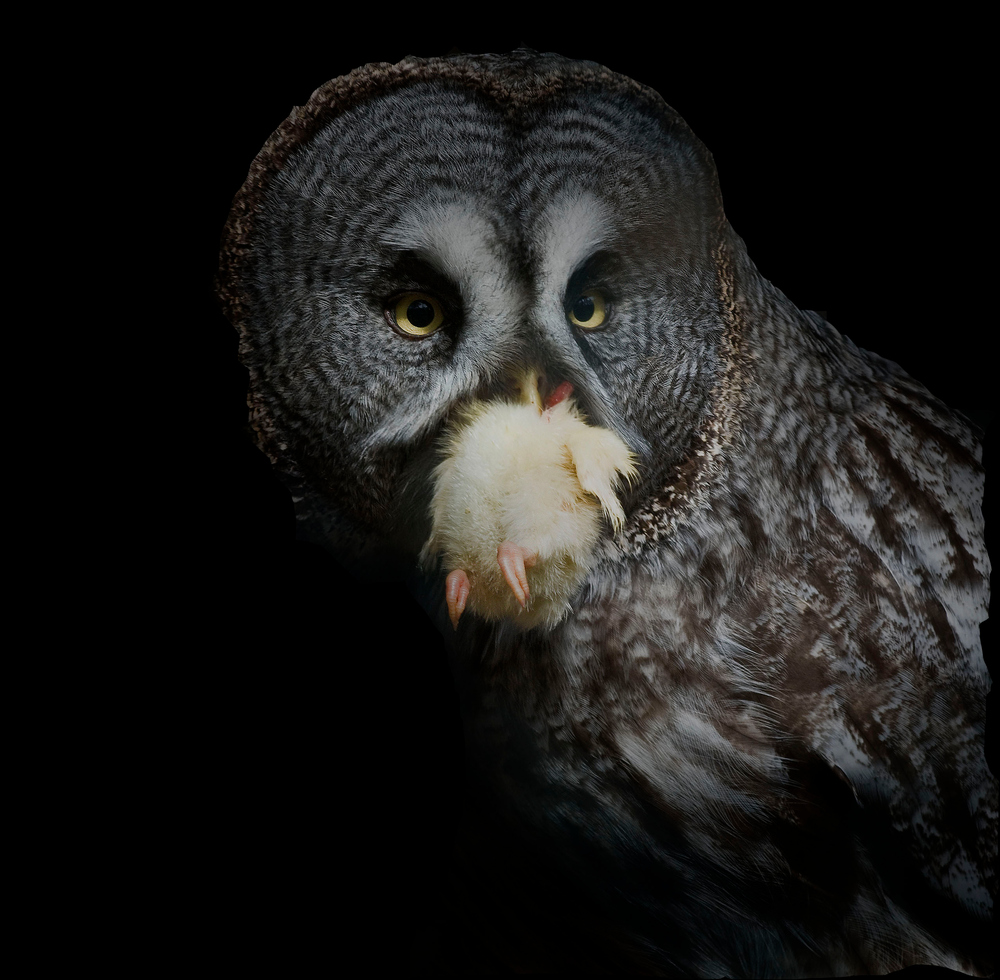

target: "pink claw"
[496,540,538,607]
[445,568,471,630]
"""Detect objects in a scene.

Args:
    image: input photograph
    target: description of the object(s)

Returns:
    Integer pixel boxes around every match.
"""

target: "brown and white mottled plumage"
[216,50,993,976]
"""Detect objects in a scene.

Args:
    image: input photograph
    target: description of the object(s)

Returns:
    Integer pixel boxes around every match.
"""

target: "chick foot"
[497,540,538,608]
[445,568,471,630]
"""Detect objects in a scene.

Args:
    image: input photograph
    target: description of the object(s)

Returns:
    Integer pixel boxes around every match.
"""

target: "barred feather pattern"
[217,49,994,976]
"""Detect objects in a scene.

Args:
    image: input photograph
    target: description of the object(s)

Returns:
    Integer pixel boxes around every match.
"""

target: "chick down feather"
[422,382,637,630]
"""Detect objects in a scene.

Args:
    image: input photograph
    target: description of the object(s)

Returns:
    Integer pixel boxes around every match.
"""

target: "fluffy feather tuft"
[422,392,636,629]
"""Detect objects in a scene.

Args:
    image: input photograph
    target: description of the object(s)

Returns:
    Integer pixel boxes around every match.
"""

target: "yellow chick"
[422,370,637,630]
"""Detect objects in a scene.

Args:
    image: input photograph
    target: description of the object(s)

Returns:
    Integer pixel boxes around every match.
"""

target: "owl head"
[217,50,757,571]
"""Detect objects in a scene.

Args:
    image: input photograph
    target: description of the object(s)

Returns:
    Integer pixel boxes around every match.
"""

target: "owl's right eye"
[567,289,608,330]
[387,292,446,337]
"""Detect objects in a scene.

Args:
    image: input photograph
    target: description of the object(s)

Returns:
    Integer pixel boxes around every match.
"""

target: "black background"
[179,21,991,975]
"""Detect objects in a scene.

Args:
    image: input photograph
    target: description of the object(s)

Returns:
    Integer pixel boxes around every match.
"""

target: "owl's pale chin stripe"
[358,379,469,452]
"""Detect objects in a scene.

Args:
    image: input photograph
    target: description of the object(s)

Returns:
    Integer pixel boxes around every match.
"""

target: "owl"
[216,51,993,976]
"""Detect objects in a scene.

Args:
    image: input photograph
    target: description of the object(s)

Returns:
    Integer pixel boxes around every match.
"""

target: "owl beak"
[513,367,545,414]
[512,368,573,414]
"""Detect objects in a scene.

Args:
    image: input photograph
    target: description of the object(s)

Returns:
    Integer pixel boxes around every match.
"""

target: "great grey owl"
[216,50,993,976]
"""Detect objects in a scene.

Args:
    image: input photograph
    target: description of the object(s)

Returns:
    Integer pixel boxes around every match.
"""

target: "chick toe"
[496,540,538,607]
[445,568,471,630]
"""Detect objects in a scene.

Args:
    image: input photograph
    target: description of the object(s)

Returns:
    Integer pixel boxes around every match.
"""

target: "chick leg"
[497,540,538,607]
[445,568,471,630]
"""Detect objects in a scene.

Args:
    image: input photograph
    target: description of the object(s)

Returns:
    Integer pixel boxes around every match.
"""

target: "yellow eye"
[567,289,607,330]
[389,292,445,337]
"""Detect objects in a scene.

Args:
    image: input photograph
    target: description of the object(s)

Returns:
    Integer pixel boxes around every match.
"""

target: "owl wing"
[720,365,994,955]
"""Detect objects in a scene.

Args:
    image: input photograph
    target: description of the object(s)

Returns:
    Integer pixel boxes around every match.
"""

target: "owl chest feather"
[456,419,993,972]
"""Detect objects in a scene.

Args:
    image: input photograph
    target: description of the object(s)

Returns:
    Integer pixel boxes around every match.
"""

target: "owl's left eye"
[567,289,608,330]
[387,292,446,337]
